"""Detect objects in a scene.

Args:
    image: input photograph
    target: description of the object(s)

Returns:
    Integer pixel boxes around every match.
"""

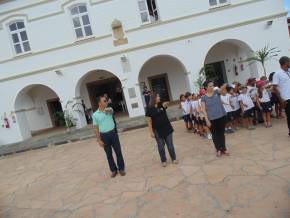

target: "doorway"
[205,61,227,87]
[87,78,125,112]
[47,98,64,127]
[149,74,171,102]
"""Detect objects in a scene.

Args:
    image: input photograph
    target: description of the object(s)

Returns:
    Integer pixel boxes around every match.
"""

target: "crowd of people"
[92,56,290,178]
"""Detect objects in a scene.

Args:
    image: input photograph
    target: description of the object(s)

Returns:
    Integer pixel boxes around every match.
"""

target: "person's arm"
[95,126,105,148]
[256,96,262,110]
[147,117,155,138]
[272,85,284,104]
[201,101,211,128]
[162,102,170,109]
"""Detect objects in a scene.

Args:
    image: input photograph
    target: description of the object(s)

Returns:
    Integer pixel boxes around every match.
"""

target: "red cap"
[199,88,206,96]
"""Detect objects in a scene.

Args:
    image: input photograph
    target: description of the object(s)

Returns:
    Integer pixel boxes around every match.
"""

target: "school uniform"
[231,94,241,118]
[259,90,272,113]
[238,93,255,118]
[181,100,192,123]
[221,94,234,123]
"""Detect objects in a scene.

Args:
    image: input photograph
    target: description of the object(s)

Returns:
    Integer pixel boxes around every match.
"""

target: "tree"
[242,45,280,77]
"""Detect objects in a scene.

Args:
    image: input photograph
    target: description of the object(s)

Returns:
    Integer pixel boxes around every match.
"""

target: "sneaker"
[172,160,179,164]
[207,133,212,140]
[216,151,222,157]
[111,171,118,178]
[119,170,126,176]
[161,162,167,167]
[227,129,235,134]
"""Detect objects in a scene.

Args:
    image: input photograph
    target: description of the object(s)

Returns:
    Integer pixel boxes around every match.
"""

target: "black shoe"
[111,171,118,178]
[119,170,126,176]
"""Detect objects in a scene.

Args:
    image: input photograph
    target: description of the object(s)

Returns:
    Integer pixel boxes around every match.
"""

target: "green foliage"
[242,45,280,76]
[195,65,216,89]
[52,112,66,127]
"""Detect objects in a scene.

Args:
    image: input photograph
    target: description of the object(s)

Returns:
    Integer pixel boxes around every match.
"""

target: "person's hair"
[279,56,290,66]
[269,72,275,82]
[257,86,263,99]
[148,93,159,108]
[185,92,191,98]
[179,94,185,100]
[226,86,233,93]
[96,95,106,109]
[203,80,214,89]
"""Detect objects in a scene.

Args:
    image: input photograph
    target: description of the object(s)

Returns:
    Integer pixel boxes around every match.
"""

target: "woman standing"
[201,81,230,157]
[146,93,178,167]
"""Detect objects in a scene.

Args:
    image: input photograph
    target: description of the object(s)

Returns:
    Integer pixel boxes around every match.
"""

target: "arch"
[203,39,258,85]
[138,54,190,103]
[75,69,127,123]
[14,84,64,140]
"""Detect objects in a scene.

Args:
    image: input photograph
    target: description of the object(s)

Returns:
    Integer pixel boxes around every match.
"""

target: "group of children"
[180,76,276,139]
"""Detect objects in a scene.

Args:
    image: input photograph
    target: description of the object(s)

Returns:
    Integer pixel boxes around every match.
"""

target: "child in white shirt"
[220,86,234,133]
[238,86,255,130]
[256,82,272,128]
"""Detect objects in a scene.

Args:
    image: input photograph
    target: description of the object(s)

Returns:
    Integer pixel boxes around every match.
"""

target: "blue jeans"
[154,131,176,163]
[100,130,125,172]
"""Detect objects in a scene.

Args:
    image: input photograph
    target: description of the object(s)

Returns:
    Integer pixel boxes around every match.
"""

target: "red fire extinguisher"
[4,117,10,128]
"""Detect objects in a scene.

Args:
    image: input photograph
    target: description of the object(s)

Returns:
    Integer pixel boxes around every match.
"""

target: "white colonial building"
[0,0,289,145]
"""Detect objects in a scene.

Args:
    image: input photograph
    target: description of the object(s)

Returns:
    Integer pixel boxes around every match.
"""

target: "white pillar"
[121,79,145,118]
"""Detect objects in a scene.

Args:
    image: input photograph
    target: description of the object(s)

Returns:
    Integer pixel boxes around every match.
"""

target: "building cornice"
[0,11,287,83]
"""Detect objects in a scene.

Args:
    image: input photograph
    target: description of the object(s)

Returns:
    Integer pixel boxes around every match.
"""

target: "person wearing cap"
[272,56,290,136]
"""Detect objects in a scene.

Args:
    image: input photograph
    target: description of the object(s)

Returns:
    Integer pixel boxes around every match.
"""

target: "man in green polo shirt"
[93,95,126,178]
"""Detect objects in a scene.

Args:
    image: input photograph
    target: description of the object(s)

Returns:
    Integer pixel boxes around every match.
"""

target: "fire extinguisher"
[4,117,10,128]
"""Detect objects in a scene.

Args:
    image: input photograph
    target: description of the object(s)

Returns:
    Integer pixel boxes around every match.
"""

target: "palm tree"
[242,45,280,77]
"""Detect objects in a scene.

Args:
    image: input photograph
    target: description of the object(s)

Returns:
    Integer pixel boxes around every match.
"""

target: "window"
[209,0,229,7]
[70,5,93,39]
[9,21,31,55]
[138,0,159,24]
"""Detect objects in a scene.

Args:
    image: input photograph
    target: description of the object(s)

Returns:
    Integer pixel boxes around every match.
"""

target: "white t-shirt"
[221,94,233,113]
[230,95,240,111]
[181,101,191,115]
[272,70,290,101]
[191,100,199,116]
[259,89,271,103]
[238,93,254,111]
[247,86,257,102]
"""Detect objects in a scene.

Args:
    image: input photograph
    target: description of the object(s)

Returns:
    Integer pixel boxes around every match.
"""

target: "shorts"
[243,108,254,118]
[226,112,234,122]
[233,108,241,119]
[260,102,273,113]
[198,117,207,126]
[183,114,192,123]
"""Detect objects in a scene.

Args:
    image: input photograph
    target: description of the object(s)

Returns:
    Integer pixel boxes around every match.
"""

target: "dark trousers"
[210,116,227,152]
[100,130,125,172]
[286,100,290,132]
[154,131,176,163]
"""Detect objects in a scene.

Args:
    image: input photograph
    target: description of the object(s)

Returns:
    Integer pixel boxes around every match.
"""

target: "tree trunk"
[262,63,267,77]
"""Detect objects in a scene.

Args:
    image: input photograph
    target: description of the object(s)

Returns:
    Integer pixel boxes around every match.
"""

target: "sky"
[285,0,290,15]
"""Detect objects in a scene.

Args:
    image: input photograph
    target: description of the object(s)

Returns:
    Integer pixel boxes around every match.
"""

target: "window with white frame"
[209,0,229,7]
[138,0,159,24]
[70,5,93,39]
[9,21,31,55]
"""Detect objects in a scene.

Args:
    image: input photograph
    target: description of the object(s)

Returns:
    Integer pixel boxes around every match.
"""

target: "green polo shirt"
[92,108,115,133]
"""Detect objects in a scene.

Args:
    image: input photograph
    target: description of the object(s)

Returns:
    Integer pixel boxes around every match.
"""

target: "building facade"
[0,0,289,145]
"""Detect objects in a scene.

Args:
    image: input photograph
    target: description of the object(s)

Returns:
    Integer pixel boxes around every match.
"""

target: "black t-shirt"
[146,103,173,138]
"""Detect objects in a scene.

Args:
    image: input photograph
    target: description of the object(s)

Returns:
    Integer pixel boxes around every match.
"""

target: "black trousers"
[286,100,290,132]
[210,116,227,152]
[100,130,125,172]
[154,131,176,163]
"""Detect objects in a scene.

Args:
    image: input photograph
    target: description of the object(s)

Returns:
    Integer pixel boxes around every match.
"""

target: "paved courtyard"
[0,119,290,218]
